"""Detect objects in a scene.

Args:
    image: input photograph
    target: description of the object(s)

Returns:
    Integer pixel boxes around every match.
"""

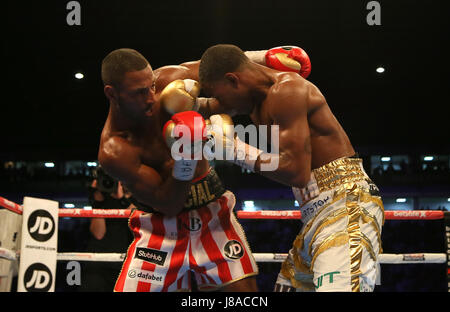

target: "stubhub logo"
[135,247,167,266]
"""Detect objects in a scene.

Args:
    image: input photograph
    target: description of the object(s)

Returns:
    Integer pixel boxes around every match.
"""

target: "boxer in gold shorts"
[198,44,384,292]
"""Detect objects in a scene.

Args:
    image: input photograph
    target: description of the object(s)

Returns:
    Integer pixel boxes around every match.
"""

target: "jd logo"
[24,263,53,292]
[224,240,244,259]
[28,210,55,242]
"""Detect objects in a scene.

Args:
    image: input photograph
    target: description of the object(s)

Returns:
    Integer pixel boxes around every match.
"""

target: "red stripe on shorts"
[177,276,183,289]
[161,212,190,292]
[189,245,217,286]
[198,205,232,283]
[114,210,143,292]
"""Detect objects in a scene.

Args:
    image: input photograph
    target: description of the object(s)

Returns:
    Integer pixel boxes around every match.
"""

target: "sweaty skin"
[97,60,257,292]
[202,64,356,188]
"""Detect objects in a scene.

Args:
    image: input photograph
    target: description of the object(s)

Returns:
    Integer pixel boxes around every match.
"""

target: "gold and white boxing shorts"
[275,156,384,292]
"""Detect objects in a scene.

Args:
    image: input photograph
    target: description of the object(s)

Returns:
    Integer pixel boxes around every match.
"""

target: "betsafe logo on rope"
[27,209,56,242]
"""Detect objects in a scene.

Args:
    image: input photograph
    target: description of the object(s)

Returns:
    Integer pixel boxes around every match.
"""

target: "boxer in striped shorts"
[97,48,275,291]
[115,171,257,292]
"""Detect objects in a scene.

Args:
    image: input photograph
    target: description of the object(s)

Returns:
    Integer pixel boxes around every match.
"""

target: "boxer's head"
[199,44,255,114]
[102,48,156,119]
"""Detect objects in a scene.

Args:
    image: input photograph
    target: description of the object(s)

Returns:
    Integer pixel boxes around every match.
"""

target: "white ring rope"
[0,248,446,264]
[0,247,17,262]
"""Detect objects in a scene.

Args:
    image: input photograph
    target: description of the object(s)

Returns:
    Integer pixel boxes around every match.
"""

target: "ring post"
[17,197,59,292]
[0,209,22,292]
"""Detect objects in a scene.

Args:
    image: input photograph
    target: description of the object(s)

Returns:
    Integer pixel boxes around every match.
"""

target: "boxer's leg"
[220,275,257,292]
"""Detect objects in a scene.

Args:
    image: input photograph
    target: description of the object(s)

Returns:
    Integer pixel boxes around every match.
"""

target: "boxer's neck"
[243,63,275,108]
[108,102,152,132]
[244,63,274,89]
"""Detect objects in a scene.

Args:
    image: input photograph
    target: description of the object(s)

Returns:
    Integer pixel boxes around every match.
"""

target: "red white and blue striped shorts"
[114,191,258,292]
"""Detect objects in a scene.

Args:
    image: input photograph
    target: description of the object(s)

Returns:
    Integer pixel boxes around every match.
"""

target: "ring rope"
[0,196,446,220]
[0,248,446,264]
[237,210,446,220]
[0,247,17,262]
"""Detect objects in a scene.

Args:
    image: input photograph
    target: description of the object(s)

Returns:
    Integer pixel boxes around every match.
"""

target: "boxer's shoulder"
[265,73,309,119]
[271,72,308,94]
[154,62,199,92]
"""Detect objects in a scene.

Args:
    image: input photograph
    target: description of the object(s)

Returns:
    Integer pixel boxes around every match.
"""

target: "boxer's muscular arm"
[154,62,199,92]
[254,80,314,188]
[154,47,287,117]
[153,49,268,89]
[98,137,191,217]
[154,62,229,118]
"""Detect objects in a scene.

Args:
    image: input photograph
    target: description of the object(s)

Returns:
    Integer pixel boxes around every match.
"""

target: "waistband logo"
[135,247,167,266]
[185,181,216,208]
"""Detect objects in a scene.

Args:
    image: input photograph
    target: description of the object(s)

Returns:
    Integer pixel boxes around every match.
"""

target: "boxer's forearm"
[254,152,310,188]
[244,50,267,65]
[127,177,191,217]
[151,178,193,216]
[231,139,311,188]
[181,50,267,71]
[89,218,106,240]
[197,98,235,119]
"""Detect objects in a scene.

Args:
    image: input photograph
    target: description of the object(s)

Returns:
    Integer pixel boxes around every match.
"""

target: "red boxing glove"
[163,111,207,180]
[265,46,311,78]
[163,111,207,156]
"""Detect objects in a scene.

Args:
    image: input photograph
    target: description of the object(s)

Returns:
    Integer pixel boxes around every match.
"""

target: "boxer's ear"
[104,84,118,102]
[224,73,239,89]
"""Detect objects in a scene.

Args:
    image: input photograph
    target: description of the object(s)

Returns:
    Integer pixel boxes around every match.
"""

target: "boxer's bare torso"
[250,69,355,170]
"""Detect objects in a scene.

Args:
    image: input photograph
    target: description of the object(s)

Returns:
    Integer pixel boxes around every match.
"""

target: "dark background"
[3,0,450,161]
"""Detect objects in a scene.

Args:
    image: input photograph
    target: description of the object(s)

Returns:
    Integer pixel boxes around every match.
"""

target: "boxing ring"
[0,195,449,292]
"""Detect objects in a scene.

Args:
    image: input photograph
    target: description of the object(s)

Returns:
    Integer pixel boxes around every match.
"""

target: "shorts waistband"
[183,167,226,210]
[293,156,368,207]
[129,167,226,214]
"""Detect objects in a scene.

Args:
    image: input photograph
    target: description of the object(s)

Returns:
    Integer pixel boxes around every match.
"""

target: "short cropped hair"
[199,44,249,85]
[101,48,149,87]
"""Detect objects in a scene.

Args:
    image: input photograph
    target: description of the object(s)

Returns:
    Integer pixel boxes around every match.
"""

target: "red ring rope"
[0,196,446,220]
[237,209,445,220]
